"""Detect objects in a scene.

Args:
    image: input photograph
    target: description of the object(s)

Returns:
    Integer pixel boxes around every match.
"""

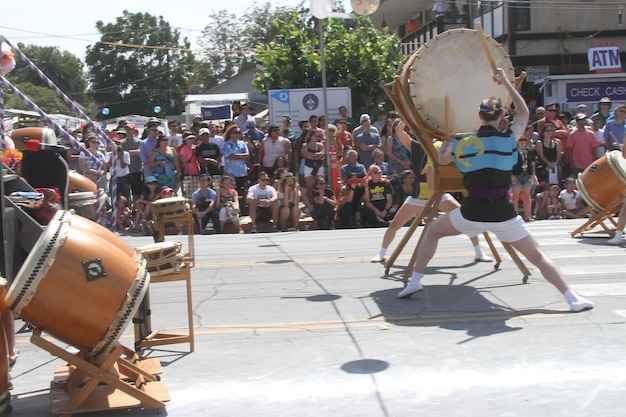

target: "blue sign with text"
[566,80,626,102]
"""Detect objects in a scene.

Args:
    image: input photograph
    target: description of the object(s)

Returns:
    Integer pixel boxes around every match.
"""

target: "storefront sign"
[588,42,622,73]
[566,80,626,102]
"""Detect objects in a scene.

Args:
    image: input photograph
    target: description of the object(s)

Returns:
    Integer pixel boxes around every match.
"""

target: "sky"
[1,0,308,59]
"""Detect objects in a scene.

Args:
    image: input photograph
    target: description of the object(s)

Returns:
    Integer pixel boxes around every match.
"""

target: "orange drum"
[393,28,515,136]
[9,127,57,151]
[68,170,97,194]
[6,210,149,357]
[576,151,626,212]
[68,192,97,221]
[0,285,11,414]
[58,210,135,257]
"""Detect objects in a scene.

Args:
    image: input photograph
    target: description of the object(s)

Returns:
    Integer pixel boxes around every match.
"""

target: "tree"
[197,3,295,86]
[4,82,70,115]
[253,12,403,115]
[6,44,88,110]
[85,11,195,118]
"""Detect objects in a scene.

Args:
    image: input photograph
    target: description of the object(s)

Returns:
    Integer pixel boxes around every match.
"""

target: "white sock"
[613,231,623,240]
[378,248,387,259]
[409,271,423,285]
[474,245,486,258]
[564,289,594,311]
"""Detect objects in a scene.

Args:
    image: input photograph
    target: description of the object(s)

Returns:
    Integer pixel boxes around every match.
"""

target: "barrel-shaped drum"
[0,285,12,414]
[68,170,97,194]
[6,210,149,356]
[395,28,515,137]
[9,127,57,151]
[152,197,189,220]
[68,191,97,221]
[576,150,626,212]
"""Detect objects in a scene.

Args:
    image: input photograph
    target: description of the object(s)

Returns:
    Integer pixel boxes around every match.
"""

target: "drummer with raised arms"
[370,119,492,264]
[397,68,594,313]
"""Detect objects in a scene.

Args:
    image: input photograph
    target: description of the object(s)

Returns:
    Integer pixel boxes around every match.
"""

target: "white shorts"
[448,208,530,243]
[304,166,325,178]
[404,193,455,207]
[219,206,240,222]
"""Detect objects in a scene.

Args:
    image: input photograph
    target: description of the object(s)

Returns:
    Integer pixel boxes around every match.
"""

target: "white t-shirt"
[247,184,277,201]
[433,1,451,16]
[105,151,131,177]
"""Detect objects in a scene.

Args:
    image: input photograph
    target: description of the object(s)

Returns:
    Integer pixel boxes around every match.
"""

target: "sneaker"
[250,225,257,234]
[370,254,386,263]
[271,225,278,232]
[287,227,296,232]
[569,298,594,312]
[202,222,216,235]
[140,220,151,236]
[474,254,493,262]
[607,235,623,245]
[397,279,424,299]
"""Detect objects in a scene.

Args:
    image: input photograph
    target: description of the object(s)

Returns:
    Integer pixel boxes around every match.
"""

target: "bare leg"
[372,202,421,262]
[291,206,301,229]
[398,214,461,298]
[508,234,593,311]
[608,199,626,244]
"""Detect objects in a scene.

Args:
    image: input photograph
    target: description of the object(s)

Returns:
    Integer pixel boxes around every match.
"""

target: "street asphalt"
[6,217,626,417]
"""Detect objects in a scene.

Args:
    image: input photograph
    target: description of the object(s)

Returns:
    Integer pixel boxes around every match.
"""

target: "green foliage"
[4,83,69,114]
[6,44,87,109]
[253,12,403,115]
[85,11,195,118]
[197,3,294,85]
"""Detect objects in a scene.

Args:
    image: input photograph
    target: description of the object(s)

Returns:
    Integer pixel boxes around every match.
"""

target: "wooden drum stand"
[134,208,195,353]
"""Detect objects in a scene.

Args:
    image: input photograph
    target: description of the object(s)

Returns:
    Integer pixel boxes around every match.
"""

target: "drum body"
[398,28,515,136]
[0,286,11,413]
[68,191,97,221]
[576,151,626,212]
[152,197,190,219]
[135,242,184,276]
[10,127,57,151]
[6,210,149,356]
[69,170,97,194]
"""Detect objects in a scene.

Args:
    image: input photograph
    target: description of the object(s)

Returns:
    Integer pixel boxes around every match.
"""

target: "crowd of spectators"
[58,96,624,235]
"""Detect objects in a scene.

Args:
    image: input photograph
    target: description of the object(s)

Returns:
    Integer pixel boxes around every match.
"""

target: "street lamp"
[310,0,379,177]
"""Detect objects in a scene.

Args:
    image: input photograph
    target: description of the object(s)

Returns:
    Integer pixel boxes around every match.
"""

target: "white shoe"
[397,279,424,299]
[569,298,594,312]
[607,235,623,245]
[370,254,386,263]
[474,254,493,262]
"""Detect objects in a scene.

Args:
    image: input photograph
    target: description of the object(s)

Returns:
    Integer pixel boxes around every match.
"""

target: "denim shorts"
[511,173,534,190]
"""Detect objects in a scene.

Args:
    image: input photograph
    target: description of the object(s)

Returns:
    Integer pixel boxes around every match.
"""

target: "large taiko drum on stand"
[68,170,97,194]
[5,210,150,357]
[576,150,626,212]
[0,285,12,414]
[10,127,57,150]
[392,28,515,137]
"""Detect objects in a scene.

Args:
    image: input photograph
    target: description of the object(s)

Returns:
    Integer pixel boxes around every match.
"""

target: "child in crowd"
[191,174,217,234]
[115,195,133,231]
[559,178,586,218]
[537,185,562,220]
[218,175,241,233]
[278,172,301,231]
[135,175,161,235]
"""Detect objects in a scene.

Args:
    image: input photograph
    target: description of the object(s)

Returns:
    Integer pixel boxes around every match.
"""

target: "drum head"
[408,28,515,135]
[607,150,626,185]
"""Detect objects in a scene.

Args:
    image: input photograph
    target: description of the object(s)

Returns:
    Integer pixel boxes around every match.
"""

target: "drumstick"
[515,71,527,90]
[444,96,451,141]
[476,23,498,75]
